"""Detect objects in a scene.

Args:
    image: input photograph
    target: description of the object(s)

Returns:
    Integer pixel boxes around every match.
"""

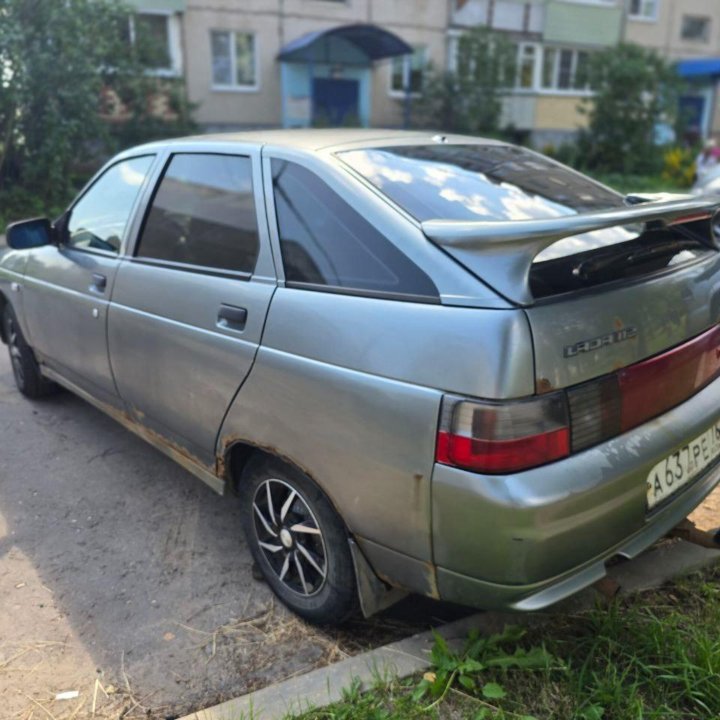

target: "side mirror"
[5,217,54,250]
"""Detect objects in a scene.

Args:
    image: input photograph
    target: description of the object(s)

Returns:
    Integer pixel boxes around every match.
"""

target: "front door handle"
[217,304,247,331]
[91,273,107,293]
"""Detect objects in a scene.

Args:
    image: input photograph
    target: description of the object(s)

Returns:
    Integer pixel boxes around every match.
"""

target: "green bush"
[0,0,195,226]
[577,43,681,175]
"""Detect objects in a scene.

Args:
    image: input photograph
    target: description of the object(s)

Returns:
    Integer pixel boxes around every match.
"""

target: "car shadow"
[0,358,471,717]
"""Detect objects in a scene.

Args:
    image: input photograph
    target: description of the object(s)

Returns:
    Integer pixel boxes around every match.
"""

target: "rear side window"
[271,159,438,300]
[136,153,259,274]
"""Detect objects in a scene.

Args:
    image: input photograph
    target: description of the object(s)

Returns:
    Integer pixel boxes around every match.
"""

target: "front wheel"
[239,456,358,625]
[2,304,56,399]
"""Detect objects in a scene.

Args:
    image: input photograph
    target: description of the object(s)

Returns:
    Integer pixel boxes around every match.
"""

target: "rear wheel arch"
[224,440,348,523]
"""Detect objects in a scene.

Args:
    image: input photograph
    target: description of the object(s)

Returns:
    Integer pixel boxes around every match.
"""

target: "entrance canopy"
[278,23,412,66]
[677,58,720,79]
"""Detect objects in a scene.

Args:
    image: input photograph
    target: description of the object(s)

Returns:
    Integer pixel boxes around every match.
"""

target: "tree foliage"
[577,43,680,174]
[0,0,194,218]
[410,27,517,135]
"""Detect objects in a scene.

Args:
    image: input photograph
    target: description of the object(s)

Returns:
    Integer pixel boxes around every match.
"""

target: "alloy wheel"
[252,478,327,597]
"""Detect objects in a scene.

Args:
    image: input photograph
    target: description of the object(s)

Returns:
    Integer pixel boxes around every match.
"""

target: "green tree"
[577,43,680,175]
[0,0,194,218]
[410,27,517,135]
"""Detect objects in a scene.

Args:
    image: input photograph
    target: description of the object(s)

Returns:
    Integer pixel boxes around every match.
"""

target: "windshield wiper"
[573,239,700,280]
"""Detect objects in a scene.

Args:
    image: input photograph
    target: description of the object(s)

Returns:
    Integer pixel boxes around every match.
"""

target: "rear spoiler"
[422,193,720,306]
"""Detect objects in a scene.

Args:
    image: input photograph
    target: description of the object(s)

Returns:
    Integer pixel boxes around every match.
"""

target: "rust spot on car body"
[536,377,554,394]
[43,374,226,495]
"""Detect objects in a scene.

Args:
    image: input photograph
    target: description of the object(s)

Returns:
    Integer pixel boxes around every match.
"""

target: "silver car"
[2,130,720,625]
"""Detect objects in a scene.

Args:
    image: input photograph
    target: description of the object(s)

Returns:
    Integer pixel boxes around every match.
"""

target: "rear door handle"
[91,273,107,293]
[217,304,247,331]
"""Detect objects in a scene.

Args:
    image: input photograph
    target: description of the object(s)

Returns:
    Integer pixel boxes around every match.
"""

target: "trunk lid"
[422,195,720,391]
[527,251,720,391]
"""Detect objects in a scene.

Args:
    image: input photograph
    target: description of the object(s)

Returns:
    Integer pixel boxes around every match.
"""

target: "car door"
[21,154,156,405]
[108,146,276,468]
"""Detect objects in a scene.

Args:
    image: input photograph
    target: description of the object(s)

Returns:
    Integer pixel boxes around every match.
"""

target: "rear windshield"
[339,144,623,222]
[339,144,638,262]
[340,144,712,297]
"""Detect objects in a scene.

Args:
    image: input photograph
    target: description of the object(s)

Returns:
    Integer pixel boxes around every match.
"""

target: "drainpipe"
[403,84,412,129]
[279,0,285,128]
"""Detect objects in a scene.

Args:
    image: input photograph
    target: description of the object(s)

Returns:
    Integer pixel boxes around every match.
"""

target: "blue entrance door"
[679,95,706,136]
[312,78,359,126]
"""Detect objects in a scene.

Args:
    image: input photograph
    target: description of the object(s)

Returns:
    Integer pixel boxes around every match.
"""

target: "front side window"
[390,47,426,94]
[67,156,154,254]
[681,15,710,42]
[211,30,257,88]
[136,153,259,274]
[271,159,437,299]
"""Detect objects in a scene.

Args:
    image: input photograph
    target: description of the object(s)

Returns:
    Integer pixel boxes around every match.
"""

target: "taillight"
[437,324,720,475]
[618,323,720,431]
[567,376,621,452]
[436,393,570,474]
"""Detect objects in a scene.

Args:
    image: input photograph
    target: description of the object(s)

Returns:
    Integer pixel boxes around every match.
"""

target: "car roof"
[125,128,505,156]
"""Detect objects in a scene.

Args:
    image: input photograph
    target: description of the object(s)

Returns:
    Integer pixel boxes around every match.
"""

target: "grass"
[292,564,720,720]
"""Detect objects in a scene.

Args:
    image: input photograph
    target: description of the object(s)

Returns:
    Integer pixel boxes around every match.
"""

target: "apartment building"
[129,0,720,142]
[129,0,449,130]
[450,0,626,146]
[624,0,720,139]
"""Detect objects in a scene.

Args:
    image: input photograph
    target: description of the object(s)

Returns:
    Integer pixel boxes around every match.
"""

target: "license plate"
[646,421,720,510]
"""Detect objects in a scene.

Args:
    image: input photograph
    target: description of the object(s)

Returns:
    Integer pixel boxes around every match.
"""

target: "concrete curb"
[181,539,720,720]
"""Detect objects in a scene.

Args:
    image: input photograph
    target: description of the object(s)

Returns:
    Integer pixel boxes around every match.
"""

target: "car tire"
[2,304,57,399]
[239,455,359,625]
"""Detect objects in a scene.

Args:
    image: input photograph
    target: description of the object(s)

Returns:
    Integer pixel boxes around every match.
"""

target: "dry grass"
[0,639,153,720]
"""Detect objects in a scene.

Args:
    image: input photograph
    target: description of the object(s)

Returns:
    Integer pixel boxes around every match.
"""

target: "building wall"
[625,0,720,60]
[452,0,545,35]
[182,0,448,130]
[534,95,588,131]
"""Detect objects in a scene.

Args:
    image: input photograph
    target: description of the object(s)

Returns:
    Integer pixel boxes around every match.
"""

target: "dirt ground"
[689,485,720,530]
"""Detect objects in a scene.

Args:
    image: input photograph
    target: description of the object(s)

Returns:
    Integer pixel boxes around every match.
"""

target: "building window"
[628,0,658,20]
[127,12,180,75]
[516,44,536,89]
[681,15,710,42]
[211,30,257,89]
[390,47,426,95]
[542,47,589,91]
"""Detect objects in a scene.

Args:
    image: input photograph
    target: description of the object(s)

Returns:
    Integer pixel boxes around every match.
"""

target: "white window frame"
[210,30,260,93]
[388,46,427,98]
[539,46,593,96]
[515,42,541,92]
[628,0,659,22]
[128,10,182,77]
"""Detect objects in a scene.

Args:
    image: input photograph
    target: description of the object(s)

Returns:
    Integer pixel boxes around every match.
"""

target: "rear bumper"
[431,375,720,609]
